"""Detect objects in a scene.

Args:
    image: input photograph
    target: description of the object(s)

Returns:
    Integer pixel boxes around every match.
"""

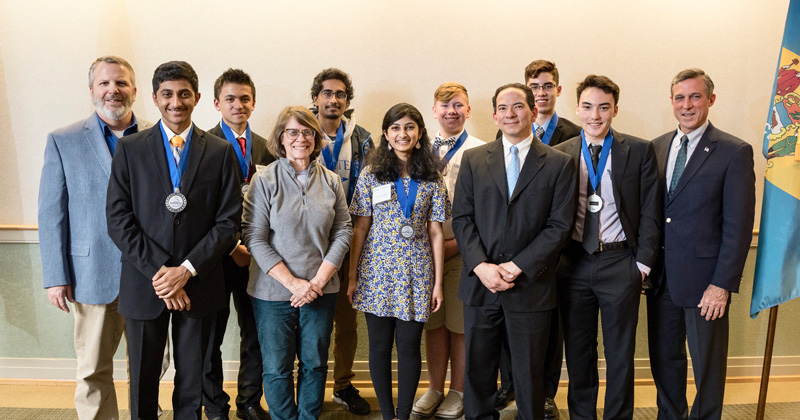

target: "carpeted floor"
[1,403,799,420]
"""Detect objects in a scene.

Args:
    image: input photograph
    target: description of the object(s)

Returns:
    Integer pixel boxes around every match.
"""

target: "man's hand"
[47,285,74,313]
[497,261,522,282]
[288,278,322,308]
[474,262,515,293]
[231,244,251,267]
[698,284,730,321]
[162,288,191,311]
[152,266,191,298]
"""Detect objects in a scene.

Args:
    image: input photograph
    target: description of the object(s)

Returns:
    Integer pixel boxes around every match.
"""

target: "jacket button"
[174,219,180,225]
[666,218,671,223]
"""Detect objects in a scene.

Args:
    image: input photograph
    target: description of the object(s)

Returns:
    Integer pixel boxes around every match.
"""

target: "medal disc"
[400,224,414,239]
[587,194,603,213]
[165,192,187,213]
[241,183,250,197]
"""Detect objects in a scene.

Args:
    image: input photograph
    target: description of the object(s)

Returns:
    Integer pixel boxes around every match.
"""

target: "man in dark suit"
[452,83,576,420]
[553,75,661,420]
[647,68,755,420]
[202,68,274,420]
[106,61,241,420]
[495,60,582,417]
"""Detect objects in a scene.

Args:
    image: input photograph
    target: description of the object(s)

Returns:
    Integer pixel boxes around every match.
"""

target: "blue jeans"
[251,293,336,420]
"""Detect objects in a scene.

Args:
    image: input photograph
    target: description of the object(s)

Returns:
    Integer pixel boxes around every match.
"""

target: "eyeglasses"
[529,83,556,92]
[320,90,348,100]
[283,129,316,140]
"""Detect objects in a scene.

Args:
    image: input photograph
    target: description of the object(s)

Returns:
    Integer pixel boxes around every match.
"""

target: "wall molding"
[1,356,797,382]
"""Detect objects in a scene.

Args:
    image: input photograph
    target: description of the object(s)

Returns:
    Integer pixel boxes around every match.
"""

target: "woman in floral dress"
[347,103,450,420]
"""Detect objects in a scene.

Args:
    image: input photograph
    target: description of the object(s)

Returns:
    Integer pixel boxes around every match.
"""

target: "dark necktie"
[582,144,602,254]
[669,135,689,200]
[237,137,254,181]
[535,126,545,142]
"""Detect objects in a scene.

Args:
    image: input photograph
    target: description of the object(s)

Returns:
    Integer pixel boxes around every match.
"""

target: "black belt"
[597,241,629,252]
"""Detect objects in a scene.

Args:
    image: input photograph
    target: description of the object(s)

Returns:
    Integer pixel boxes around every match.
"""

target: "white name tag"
[372,183,392,204]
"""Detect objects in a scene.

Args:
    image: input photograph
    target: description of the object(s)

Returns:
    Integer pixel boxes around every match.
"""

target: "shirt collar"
[674,120,710,148]
[96,112,139,136]
[533,114,554,132]
[161,120,193,141]
[502,132,534,155]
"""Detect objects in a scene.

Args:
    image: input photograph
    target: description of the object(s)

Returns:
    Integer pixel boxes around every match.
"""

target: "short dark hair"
[152,61,199,95]
[671,68,714,98]
[214,68,256,100]
[310,68,354,103]
[524,60,559,85]
[492,83,536,112]
[576,75,620,106]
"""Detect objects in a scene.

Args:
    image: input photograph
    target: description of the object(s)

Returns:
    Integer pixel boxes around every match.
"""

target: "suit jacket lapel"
[610,130,629,206]
[83,116,113,178]
[510,140,544,202]
[148,123,175,195]
[485,139,509,202]
[670,123,717,202]
[181,128,206,193]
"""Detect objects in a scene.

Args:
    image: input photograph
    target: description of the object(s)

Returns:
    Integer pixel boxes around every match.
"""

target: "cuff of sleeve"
[636,262,651,276]
[182,260,198,277]
[229,239,242,256]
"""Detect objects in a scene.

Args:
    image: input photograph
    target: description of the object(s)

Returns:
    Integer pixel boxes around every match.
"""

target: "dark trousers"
[498,306,563,399]
[647,282,729,420]
[558,245,641,420]
[464,300,550,420]
[364,313,424,420]
[332,257,359,391]
[127,309,212,420]
[202,256,264,417]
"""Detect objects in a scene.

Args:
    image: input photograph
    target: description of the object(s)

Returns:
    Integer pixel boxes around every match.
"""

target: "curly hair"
[369,103,440,183]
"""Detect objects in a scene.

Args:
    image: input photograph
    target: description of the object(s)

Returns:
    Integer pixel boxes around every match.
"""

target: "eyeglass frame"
[319,89,348,100]
[528,83,556,92]
[283,128,316,140]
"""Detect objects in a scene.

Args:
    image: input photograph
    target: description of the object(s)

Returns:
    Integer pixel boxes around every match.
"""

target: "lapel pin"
[704,147,710,152]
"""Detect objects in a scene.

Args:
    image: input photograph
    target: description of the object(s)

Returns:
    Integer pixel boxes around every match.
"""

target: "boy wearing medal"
[412,82,484,419]
[203,68,274,420]
[106,61,242,420]
[552,75,661,420]
[309,67,374,415]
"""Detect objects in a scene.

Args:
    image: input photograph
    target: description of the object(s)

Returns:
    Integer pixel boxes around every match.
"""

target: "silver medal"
[165,191,187,213]
[587,193,603,213]
[400,223,414,239]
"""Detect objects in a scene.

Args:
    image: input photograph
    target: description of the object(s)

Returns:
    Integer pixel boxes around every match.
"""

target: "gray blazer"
[38,114,151,304]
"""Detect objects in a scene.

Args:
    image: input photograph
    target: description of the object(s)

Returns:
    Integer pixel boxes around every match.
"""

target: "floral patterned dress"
[349,167,451,322]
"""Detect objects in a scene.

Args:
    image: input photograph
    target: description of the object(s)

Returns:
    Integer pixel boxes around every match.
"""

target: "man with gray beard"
[39,56,153,419]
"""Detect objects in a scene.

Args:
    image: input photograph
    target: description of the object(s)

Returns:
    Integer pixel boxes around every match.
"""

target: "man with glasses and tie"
[309,67,374,415]
[647,68,755,420]
[203,68,274,420]
[106,61,242,420]
[452,83,575,420]
[553,74,661,420]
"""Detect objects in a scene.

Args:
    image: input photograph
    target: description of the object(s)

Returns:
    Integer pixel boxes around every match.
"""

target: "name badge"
[373,183,392,204]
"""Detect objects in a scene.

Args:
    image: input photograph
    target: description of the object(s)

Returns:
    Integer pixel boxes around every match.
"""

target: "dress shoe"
[435,391,464,419]
[494,387,515,410]
[236,404,269,420]
[544,397,560,419]
[411,388,444,417]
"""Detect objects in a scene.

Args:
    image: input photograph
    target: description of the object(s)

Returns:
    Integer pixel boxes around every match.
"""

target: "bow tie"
[433,135,458,149]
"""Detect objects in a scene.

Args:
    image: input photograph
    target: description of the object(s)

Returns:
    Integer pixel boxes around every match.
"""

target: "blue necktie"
[507,145,519,201]
[669,135,689,199]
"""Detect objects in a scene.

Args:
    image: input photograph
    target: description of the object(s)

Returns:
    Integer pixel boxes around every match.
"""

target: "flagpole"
[756,305,779,420]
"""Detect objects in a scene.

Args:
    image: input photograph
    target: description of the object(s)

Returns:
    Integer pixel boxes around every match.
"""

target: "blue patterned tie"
[669,135,689,199]
[507,145,519,201]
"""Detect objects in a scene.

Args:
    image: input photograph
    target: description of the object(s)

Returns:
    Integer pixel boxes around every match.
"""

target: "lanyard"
[219,120,252,180]
[534,113,559,146]
[580,129,614,192]
[321,120,345,171]
[394,177,419,219]
[160,122,193,191]
[435,130,469,170]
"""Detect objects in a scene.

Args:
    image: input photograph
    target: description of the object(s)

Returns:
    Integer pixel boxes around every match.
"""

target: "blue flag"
[751,0,800,318]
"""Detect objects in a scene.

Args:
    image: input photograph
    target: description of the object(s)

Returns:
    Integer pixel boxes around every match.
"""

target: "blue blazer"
[38,114,152,304]
[651,122,756,307]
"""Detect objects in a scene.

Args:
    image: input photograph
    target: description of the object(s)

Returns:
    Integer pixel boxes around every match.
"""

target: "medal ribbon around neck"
[534,112,559,146]
[580,128,614,192]
[435,130,469,171]
[160,122,193,192]
[220,120,252,181]
[394,177,419,220]
[321,120,345,172]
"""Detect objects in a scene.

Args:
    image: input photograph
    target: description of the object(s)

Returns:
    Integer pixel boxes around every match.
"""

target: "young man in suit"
[39,55,150,420]
[202,68,274,420]
[452,83,576,420]
[495,60,582,417]
[647,68,755,420]
[310,67,373,415]
[106,61,242,420]
[553,75,661,420]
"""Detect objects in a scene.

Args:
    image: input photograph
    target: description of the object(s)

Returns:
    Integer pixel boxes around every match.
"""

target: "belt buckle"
[599,242,604,252]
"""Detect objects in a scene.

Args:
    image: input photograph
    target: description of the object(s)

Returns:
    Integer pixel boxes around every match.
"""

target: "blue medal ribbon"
[160,122,193,192]
[580,129,614,192]
[219,120,252,180]
[394,177,419,220]
[534,112,559,145]
[435,130,469,171]
[321,121,345,172]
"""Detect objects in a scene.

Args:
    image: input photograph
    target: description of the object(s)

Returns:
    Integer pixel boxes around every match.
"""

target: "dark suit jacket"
[650,122,755,307]
[208,123,275,183]
[495,114,581,147]
[554,129,662,269]
[452,137,576,311]
[106,123,242,320]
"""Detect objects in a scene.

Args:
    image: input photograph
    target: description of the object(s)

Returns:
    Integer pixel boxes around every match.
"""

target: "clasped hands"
[474,261,521,293]
[289,276,327,308]
[153,266,192,311]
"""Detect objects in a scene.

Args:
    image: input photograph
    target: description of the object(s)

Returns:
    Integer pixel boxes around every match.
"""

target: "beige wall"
[0,0,788,224]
